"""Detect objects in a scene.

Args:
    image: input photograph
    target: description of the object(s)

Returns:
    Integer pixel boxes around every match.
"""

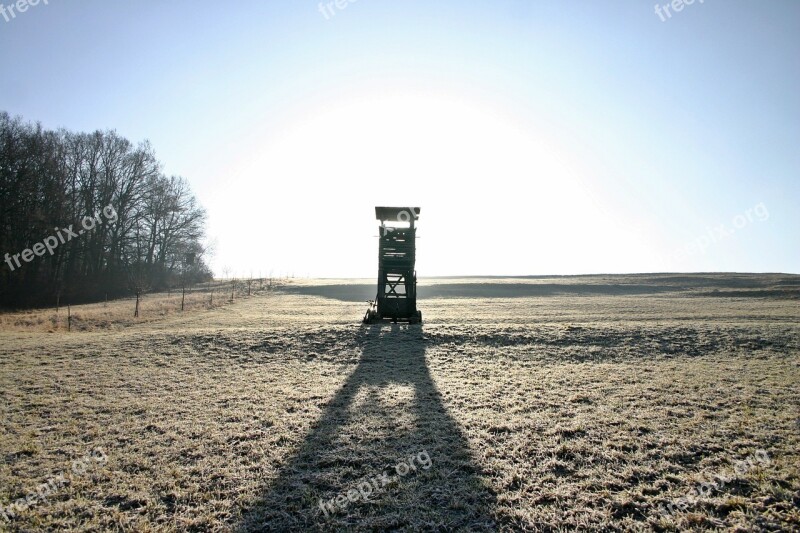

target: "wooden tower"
[363,207,422,324]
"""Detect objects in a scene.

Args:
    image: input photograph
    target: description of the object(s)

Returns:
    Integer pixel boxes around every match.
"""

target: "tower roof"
[375,207,420,223]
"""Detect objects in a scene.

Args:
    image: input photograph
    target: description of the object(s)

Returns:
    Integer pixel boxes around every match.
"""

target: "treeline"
[0,111,212,308]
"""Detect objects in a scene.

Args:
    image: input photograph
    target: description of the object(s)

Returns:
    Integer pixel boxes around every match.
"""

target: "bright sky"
[2,1,798,277]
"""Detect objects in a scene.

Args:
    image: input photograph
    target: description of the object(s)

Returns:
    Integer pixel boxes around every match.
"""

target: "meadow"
[1,274,798,531]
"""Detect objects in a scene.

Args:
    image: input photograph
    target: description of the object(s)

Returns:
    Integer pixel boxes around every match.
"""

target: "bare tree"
[0,111,212,308]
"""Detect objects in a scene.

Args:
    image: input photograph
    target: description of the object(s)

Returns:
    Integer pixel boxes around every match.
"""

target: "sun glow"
[206,91,636,277]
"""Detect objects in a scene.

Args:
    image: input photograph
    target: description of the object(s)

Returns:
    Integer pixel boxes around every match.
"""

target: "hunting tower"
[363,207,422,324]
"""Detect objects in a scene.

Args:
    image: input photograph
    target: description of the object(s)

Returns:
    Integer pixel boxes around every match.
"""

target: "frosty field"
[1,274,798,531]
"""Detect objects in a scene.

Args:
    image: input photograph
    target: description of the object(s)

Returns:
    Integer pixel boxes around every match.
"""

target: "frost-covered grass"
[1,275,798,531]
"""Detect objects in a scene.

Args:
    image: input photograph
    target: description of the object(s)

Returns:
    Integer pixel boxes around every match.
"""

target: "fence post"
[67,304,71,332]
[134,290,140,318]
[181,284,186,311]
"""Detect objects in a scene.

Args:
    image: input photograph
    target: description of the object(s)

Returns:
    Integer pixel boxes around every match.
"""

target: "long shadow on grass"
[237,324,497,531]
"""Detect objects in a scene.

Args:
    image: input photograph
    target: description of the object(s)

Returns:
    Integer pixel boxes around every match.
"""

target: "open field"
[0,279,282,333]
[1,274,799,531]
